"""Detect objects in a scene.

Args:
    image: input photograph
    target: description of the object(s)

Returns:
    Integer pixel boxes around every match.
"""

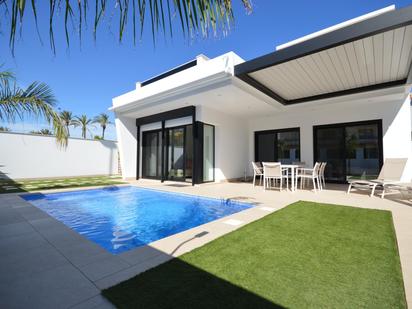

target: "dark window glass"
[315,127,345,182]
[256,133,276,162]
[345,124,380,180]
[142,130,162,179]
[167,128,185,180]
[276,131,300,164]
[255,129,300,164]
[314,121,382,182]
[185,125,193,181]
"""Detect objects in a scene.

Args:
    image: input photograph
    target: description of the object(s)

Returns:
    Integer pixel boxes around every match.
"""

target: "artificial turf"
[103,201,406,309]
[0,176,125,193]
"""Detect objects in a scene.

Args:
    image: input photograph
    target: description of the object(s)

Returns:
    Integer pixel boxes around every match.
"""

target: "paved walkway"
[0,181,411,308]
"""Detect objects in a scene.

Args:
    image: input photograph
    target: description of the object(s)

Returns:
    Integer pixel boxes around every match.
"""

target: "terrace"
[0,180,411,308]
[1,3,411,309]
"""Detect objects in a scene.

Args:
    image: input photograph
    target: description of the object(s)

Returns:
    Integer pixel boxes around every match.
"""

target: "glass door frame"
[141,128,162,180]
[313,119,384,183]
[165,125,187,182]
[254,127,301,163]
[200,123,215,183]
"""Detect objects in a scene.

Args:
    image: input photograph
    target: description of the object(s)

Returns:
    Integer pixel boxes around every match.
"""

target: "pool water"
[22,186,251,254]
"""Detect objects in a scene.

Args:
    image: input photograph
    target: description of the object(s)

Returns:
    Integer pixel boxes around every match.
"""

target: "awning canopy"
[235,5,412,105]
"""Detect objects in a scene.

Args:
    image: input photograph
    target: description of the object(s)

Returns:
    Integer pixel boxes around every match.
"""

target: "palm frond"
[3,0,252,54]
[0,76,68,146]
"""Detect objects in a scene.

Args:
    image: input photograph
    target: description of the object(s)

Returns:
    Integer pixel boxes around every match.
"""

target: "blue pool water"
[22,186,251,254]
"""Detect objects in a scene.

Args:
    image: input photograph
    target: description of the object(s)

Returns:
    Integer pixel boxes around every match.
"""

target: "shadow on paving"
[102,253,284,309]
[0,167,27,194]
[0,168,126,194]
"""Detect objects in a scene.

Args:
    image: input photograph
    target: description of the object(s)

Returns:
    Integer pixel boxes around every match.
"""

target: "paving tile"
[57,242,112,267]
[38,225,89,247]
[119,245,164,265]
[78,255,131,282]
[0,232,49,256]
[259,206,276,212]
[0,221,36,239]
[222,218,244,226]
[94,253,172,290]
[0,209,25,225]
[15,206,49,221]
[0,244,69,283]
[71,294,115,309]
[0,264,100,309]
[29,217,65,231]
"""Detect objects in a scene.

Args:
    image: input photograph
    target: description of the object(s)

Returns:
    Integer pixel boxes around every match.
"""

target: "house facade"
[112,5,412,185]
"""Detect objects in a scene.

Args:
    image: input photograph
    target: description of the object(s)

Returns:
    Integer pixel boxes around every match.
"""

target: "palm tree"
[59,110,73,136]
[30,129,54,135]
[40,129,53,135]
[73,115,93,139]
[3,1,252,54]
[0,70,67,146]
[93,113,111,140]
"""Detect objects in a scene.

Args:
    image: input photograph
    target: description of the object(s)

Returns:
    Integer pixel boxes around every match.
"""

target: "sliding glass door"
[314,120,383,182]
[142,125,194,182]
[166,127,186,181]
[142,130,162,179]
[141,122,213,184]
[255,128,300,164]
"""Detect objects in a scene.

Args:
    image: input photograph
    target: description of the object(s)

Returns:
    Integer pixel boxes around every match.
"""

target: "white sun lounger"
[347,158,408,198]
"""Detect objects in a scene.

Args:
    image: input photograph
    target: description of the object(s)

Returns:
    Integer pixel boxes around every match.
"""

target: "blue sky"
[1,0,411,140]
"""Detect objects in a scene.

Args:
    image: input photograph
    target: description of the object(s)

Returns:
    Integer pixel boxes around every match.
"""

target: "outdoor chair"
[292,161,306,166]
[319,162,327,189]
[263,162,288,191]
[252,162,264,187]
[347,158,408,198]
[296,162,321,192]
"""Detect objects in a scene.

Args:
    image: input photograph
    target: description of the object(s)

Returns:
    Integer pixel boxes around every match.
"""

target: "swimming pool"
[22,186,252,254]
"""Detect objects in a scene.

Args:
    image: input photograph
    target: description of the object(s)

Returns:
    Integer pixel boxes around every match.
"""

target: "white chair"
[263,162,288,191]
[251,162,263,187]
[296,162,321,192]
[292,161,306,166]
[347,158,407,198]
[319,162,327,190]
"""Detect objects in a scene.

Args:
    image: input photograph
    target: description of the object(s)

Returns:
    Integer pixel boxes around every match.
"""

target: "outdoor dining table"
[281,164,304,192]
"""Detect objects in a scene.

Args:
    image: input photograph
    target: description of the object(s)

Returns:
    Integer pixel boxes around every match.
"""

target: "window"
[255,128,300,164]
[314,120,382,182]
[202,124,215,182]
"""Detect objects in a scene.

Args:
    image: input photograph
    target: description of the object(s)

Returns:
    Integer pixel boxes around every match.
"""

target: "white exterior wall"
[115,114,137,179]
[0,133,118,179]
[136,117,193,178]
[132,111,247,182]
[248,95,412,182]
[198,106,248,182]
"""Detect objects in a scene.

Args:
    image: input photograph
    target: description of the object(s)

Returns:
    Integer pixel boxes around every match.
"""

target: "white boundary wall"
[0,132,119,179]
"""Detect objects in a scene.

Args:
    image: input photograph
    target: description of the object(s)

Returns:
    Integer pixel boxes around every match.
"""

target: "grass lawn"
[103,201,406,309]
[0,175,126,193]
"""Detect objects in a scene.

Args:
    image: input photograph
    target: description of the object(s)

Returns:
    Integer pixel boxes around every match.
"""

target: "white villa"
[112,5,412,185]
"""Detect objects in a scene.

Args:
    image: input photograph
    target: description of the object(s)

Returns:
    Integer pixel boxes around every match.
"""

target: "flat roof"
[235,4,412,105]
[140,59,198,87]
[276,5,395,51]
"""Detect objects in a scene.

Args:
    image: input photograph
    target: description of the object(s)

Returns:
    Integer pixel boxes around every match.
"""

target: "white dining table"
[281,164,303,192]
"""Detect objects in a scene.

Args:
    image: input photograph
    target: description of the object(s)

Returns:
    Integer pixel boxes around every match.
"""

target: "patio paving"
[0,181,411,308]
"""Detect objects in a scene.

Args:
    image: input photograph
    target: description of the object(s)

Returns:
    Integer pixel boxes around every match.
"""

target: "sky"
[1,0,411,140]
